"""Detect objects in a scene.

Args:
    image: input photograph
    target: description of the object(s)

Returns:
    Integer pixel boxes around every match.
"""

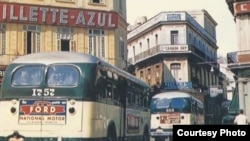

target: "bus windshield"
[150,97,191,113]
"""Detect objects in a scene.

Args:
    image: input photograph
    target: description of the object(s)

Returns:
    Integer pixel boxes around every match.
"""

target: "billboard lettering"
[0,2,118,29]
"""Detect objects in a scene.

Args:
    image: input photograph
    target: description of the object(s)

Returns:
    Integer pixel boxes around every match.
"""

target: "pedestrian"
[234,109,248,125]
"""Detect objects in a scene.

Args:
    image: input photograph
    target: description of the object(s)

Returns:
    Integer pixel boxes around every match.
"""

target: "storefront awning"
[228,88,239,114]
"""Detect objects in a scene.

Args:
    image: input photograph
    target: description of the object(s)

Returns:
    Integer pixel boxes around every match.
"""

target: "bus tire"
[142,127,150,141]
[107,125,117,141]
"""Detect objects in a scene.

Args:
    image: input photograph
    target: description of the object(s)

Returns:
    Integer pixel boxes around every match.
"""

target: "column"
[237,78,247,111]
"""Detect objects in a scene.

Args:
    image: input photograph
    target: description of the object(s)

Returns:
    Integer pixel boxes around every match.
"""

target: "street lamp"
[197,61,220,73]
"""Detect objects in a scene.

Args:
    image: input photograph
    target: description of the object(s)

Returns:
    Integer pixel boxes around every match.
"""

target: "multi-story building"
[226,0,250,119]
[127,10,227,124]
[0,0,128,69]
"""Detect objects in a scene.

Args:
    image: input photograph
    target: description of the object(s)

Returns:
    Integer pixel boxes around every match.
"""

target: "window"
[12,66,44,86]
[127,89,132,106]
[170,63,181,81]
[57,28,75,51]
[57,28,74,40]
[47,65,79,86]
[119,0,123,14]
[133,46,135,58]
[147,38,150,50]
[0,24,6,55]
[171,31,178,45]
[155,65,160,82]
[88,29,105,58]
[56,0,75,2]
[140,71,144,80]
[119,39,125,60]
[155,34,158,47]
[147,68,151,84]
[170,63,181,69]
[23,25,41,54]
[90,0,104,4]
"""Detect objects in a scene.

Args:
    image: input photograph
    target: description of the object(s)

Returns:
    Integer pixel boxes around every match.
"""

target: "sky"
[126,0,237,57]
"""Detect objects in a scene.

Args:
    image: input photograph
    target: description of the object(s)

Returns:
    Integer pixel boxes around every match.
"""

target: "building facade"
[226,0,250,119]
[127,10,227,124]
[0,0,128,69]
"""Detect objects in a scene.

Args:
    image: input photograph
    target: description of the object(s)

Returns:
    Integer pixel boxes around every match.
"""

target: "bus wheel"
[107,127,117,141]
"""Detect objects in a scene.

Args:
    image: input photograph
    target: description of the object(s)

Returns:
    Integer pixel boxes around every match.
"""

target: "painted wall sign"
[163,82,192,90]
[162,45,188,52]
[235,2,250,14]
[0,2,118,29]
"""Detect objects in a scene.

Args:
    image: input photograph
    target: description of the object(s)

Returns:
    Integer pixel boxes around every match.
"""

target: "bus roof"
[12,51,100,64]
[152,91,192,99]
[11,51,150,88]
[152,91,203,104]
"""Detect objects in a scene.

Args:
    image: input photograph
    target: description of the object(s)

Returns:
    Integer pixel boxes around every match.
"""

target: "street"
[150,137,170,141]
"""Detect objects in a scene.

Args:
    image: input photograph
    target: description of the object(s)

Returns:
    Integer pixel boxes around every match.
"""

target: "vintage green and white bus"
[0,52,151,141]
[150,91,204,141]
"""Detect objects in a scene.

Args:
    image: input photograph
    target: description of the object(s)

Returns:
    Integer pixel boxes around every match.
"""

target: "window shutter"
[32,32,36,53]
[23,31,27,54]
[57,39,61,51]
[70,40,76,52]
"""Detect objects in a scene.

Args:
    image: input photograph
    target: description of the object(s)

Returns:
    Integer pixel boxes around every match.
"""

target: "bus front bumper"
[150,128,173,137]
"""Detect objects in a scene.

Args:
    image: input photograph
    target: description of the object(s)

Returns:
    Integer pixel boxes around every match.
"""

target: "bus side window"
[127,90,132,106]
[113,85,119,101]
[131,90,135,105]
[144,96,149,108]
[135,92,139,106]
[143,89,149,108]
[98,81,106,99]
[107,82,113,99]
[140,94,144,107]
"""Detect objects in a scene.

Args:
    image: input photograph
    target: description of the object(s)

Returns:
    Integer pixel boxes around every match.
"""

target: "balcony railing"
[227,50,250,66]
[128,44,190,64]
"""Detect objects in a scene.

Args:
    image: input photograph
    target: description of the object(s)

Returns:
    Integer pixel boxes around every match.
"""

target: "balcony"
[128,44,190,64]
[227,50,250,68]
